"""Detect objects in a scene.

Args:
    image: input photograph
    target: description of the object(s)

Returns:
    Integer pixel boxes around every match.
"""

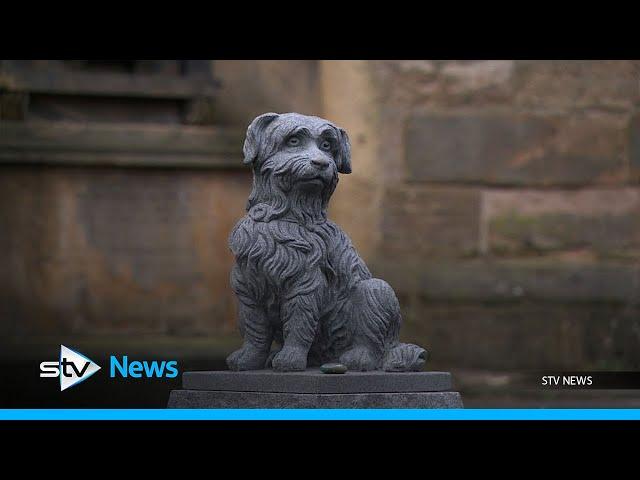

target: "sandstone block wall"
[323,60,640,370]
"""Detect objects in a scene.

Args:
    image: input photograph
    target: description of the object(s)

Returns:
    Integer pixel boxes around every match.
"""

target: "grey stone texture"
[168,390,463,409]
[226,113,426,373]
[169,369,463,408]
[182,370,452,393]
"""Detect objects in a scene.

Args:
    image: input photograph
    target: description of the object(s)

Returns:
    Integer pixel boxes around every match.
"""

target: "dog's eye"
[286,136,301,147]
[319,140,332,151]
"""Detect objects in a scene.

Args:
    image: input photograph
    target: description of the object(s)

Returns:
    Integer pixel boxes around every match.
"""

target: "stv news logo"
[40,345,101,391]
[40,345,180,391]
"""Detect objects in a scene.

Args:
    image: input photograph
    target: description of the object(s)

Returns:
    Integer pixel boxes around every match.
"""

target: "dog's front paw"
[340,346,379,371]
[264,346,282,368]
[226,343,269,371]
[271,345,308,372]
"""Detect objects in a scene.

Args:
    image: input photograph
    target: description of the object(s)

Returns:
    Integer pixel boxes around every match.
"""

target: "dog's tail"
[382,343,428,372]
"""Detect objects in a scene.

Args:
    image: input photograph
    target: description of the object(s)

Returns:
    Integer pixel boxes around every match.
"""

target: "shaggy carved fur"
[226,112,426,372]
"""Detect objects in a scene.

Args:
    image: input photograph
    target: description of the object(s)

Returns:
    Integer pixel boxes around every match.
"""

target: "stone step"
[169,369,463,409]
[168,390,463,409]
[182,369,453,394]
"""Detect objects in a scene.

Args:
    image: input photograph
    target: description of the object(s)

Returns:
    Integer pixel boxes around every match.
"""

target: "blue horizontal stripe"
[1,409,640,420]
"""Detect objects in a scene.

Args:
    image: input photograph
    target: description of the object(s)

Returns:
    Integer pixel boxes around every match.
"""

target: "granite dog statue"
[226,112,427,372]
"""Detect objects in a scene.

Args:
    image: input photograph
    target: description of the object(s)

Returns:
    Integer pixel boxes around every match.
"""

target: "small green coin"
[320,363,348,374]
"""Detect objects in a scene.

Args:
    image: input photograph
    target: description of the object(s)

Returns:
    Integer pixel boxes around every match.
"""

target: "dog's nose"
[311,157,330,170]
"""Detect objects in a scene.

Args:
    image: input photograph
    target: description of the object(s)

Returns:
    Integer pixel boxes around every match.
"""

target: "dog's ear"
[243,112,280,166]
[336,128,352,174]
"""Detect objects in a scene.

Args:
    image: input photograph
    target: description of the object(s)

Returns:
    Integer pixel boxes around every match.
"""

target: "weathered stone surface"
[381,186,481,259]
[438,61,514,101]
[167,390,464,409]
[0,121,244,168]
[183,370,452,393]
[483,188,640,258]
[373,259,639,304]
[382,60,639,111]
[513,60,640,110]
[399,302,640,370]
[212,61,321,126]
[630,114,640,183]
[378,60,514,107]
[406,112,627,186]
[0,93,28,120]
[0,167,250,336]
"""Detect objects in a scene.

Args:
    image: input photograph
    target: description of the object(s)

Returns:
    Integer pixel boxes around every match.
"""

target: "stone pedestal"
[167,370,464,408]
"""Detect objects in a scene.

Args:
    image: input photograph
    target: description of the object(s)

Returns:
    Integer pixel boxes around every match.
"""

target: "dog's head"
[242,112,351,222]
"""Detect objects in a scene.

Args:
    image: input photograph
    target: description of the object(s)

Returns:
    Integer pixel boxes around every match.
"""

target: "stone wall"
[323,61,640,370]
[0,167,248,337]
[0,60,320,345]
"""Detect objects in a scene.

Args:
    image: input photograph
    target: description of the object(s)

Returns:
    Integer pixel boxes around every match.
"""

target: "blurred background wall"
[1,60,639,405]
[324,61,640,373]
